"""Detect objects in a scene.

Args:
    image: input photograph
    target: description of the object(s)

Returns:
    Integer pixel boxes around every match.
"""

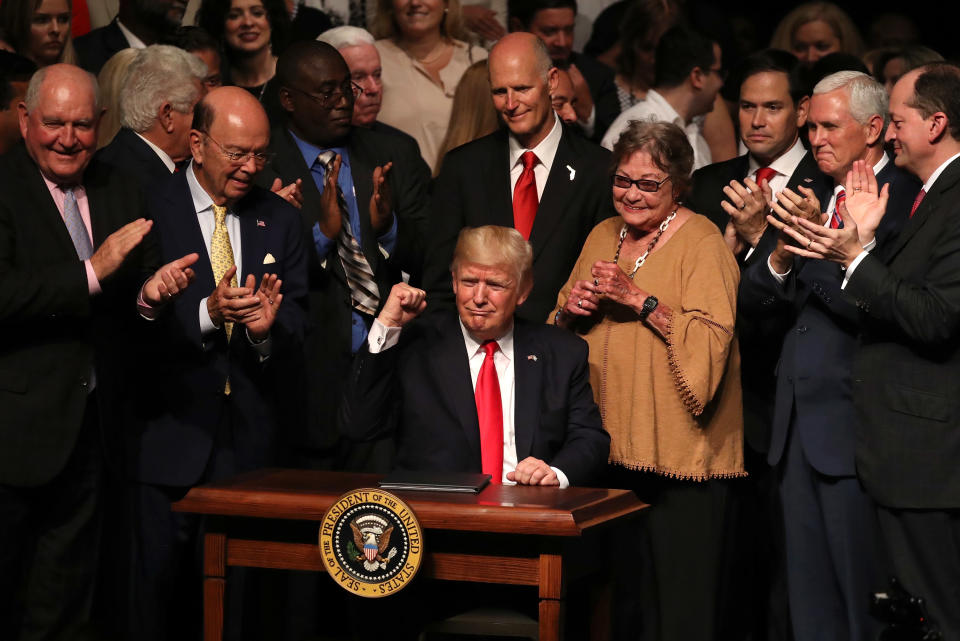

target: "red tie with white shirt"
[475,341,503,483]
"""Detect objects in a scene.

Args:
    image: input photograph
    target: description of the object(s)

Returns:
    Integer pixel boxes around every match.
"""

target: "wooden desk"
[173,468,646,641]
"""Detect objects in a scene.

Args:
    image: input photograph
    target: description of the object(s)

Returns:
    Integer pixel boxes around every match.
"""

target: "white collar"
[922,151,960,193]
[748,136,807,178]
[116,19,146,49]
[508,113,562,172]
[459,318,515,361]
[135,132,176,173]
[186,161,222,216]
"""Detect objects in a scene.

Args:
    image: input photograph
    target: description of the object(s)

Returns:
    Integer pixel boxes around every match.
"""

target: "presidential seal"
[319,488,423,598]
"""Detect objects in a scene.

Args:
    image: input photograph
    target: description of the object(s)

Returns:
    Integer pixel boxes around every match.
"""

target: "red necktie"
[475,341,503,484]
[910,188,926,218]
[754,166,777,190]
[830,189,845,229]
[513,151,539,240]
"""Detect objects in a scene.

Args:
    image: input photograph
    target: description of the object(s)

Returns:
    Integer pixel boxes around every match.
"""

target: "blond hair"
[451,226,533,290]
[770,2,864,59]
[434,59,499,175]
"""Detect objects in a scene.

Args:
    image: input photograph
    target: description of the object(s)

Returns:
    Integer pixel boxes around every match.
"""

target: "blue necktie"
[63,188,93,260]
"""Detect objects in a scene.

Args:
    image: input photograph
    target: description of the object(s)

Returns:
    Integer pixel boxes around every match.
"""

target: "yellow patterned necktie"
[211,204,237,394]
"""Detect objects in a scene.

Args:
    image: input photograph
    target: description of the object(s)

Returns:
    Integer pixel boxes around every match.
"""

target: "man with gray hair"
[0,63,196,641]
[97,44,207,185]
[738,70,920,641]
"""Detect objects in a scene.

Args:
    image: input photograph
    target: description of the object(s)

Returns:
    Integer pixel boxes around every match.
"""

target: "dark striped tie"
[318,151,380,316]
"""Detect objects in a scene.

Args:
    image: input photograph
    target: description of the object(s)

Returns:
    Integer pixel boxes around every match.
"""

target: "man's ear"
[795,95,810,127]
[928,111,948,143]
[279,87,295,114]
[17,101,28,139]
[690,66,706,90]
[160,102,175,133]
[865,113,884,146]
[189,129,204,165]
[547,66,559,94]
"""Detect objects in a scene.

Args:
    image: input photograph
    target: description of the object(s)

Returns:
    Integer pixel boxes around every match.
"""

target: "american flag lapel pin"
[257,219,266,227]
[528,355,538,362]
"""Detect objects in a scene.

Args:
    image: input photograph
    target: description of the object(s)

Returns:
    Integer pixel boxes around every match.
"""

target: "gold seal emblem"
[319,488,423,598]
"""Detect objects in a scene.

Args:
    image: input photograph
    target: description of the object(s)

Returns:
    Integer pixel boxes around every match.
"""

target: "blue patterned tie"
[63,188,93,260]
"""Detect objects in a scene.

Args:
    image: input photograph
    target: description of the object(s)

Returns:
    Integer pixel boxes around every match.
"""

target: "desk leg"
[539,553,564,641]
[203,533,226,641]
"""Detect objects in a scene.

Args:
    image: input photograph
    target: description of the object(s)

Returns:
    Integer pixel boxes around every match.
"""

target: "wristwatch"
[638,295,658,322]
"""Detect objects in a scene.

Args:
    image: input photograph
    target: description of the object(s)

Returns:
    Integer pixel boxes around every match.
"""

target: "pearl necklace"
[613,210,677,278]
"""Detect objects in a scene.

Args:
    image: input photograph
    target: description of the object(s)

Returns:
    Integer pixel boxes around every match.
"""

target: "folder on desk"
[378,471,492,493]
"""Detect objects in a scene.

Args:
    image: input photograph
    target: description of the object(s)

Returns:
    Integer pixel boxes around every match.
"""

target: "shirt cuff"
[199,297,219,345]
[84,260,101,296]
[841,250,870,289]
[137,281,157,320]
[246,328,272,361]
[367,318,402,353]
[578,105,596,137]
[377,214,398,258]
[767,255,791,285]
[552,467,570,489]
[312,222,335,260]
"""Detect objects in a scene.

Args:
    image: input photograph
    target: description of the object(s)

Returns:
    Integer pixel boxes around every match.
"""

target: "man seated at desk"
[340,225,609,487]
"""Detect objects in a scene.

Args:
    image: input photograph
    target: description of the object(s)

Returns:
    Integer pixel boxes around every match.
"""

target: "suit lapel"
[512,321,541,462]
[16,149,80,257]
[883,159,960,263]
[485,132,514,228]
[430,315,482,457]
[529,129,576,261]
[168,172,216,289]
[238,201,261,281]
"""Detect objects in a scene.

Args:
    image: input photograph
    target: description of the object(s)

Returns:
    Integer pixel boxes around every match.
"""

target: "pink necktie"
[513,151,539,240]
[475,341,503,484]
[831,189,845,229]
[910,188,926,218]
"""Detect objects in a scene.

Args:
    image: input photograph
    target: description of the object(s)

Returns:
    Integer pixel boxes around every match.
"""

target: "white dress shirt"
[508,113,563,202]
[136,133,176,173]
[367,318,571,488]
[186,162,270,357]
[600,89,711,170]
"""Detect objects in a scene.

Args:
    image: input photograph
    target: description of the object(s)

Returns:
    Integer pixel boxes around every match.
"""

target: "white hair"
[316,26,376,50]
[119,44,208,133]
[813,70,889,127]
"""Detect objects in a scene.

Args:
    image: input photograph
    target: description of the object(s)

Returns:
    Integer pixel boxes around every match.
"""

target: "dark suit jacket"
[97,127,174,188]
[74,20,130,74]
[568,51,619,143]
[690,149,830,454]
[125,170,307,487]
[340,314,610,486]
[845,157,960,509]
[740,161,920,475]
[255,125,430,454]
[424,125,616,324]
[0,144,156,487]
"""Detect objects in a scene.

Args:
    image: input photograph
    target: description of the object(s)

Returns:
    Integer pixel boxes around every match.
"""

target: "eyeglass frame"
[612,174,672,193]
[198,131,276,167]
[284,81,364,108]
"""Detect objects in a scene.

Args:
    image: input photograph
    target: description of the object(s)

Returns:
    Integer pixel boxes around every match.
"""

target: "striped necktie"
[318,151,380,316]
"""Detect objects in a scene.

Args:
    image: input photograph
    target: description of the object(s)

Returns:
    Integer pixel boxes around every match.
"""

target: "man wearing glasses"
[257,39,430,474]
[124,85,308,641]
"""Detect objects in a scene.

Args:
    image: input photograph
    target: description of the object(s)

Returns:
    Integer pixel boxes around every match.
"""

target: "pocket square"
[263,253,276,264]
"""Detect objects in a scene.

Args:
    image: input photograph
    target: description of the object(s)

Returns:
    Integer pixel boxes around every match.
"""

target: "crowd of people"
[1,0,959,640]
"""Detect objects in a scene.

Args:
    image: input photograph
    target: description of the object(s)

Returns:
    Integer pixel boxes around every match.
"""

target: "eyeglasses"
[201,132,275,166]
[612,174,671,192]
[285,81,363,108]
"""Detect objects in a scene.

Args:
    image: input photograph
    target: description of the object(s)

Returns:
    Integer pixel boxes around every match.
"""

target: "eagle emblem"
[349,515,397,571]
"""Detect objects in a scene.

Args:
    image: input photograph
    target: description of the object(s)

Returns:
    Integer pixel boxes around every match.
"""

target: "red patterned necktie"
[830,188,845,229]
[754,166,777,190]
[475,341,503,484]
[910,188,926,218]
[513,151,539,240]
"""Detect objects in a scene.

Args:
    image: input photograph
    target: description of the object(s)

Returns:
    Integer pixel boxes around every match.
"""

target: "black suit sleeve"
[339,341,402,442]
[548,337,610,486]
